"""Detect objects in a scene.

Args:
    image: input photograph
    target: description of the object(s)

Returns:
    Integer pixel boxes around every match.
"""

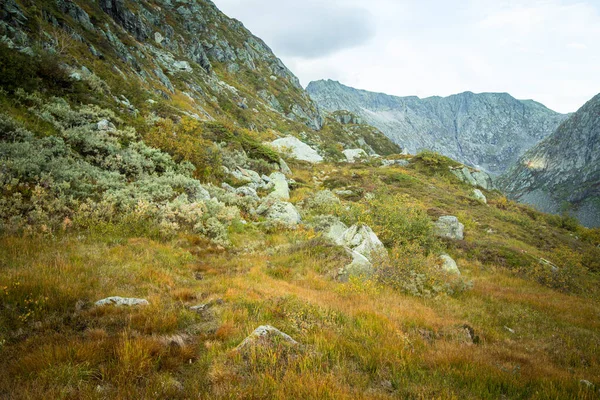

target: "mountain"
[498,94,600,227]
[307,79,568,175]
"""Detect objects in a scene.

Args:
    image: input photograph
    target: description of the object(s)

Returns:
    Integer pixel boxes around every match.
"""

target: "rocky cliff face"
[498,94,600,227]
[307,80,568,175]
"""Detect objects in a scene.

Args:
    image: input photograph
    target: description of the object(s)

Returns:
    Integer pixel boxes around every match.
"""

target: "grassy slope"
[1,157,599,399]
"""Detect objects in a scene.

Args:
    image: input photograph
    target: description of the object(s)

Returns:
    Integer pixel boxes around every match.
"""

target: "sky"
[212,0,600,113]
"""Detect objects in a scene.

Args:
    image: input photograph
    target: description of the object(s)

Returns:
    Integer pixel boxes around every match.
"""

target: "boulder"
[95,297,149,307]
[279,158,293,176]
[236,186,260,201]
[342,148,368,163]
[338,249,374,281]
[268,172,290,201]
[381,159,410,167]
[440,254,461,275]
[269,135,323,163]
[236,325,298,352]
[335,224,387,262]
[231,167,263,187]
[257,200,301,227]
[472,189,487,204]
[97,119,116,132]
[434,216,464,240]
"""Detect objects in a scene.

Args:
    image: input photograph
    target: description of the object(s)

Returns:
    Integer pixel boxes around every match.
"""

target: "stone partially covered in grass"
[94,297,149,307]
[235,325,299,352]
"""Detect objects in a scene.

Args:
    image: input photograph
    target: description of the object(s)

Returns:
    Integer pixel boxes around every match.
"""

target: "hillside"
[307,80,568,175]
[498,93,600,228]
[0,0,600,399]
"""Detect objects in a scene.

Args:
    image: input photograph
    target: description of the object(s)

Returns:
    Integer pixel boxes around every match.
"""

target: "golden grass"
[1,161,599,399]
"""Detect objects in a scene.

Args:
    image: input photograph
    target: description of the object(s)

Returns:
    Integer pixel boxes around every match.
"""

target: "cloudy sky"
[213,0,599,113]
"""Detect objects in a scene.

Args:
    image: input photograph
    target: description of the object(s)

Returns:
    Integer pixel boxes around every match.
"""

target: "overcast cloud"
[213,0,600,113]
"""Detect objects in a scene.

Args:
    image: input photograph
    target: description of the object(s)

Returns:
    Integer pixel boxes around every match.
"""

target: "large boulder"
[342,148,368,163]
[269,135,323,163]
[335,224,387,262]
[434,216,464,240]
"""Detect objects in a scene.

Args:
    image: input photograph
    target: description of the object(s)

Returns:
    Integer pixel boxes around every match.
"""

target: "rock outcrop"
[498,93,600,227]
[95,297,149,307]
[307,80,567,174]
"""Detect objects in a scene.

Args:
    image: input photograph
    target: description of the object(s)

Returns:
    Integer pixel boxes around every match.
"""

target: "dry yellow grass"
[1,159,599,399]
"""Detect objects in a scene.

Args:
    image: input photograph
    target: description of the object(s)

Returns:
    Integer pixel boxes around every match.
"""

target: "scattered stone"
[268,172,290,201]
[279,158,293,176]
[96,119,116,132]
[434,216,465,240]
[172,60,192,72]
[338,249,373,281]
[335,224,387,262]
[580,380,594,388]
[269,135,323,163]
[381,159,410,167]
[472,189,487,204]
[235,185,259,201]
[439,254,461,275]
[342,148,368,163]
[452,167,495,190]
[154,32,164,44]
[504,326,515,334]
[94,297,149,307]
[235,325,298,352]
[257,199,301,227]
[334,189,355,197]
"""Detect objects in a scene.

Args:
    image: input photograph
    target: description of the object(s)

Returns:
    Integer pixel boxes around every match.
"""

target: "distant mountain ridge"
[307,80,568,174]
[498,93,600,227]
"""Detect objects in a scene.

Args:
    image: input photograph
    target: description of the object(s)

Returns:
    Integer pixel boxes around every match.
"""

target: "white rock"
[154,32,164,44]
[236,186,260,201]
[269,135,323,163]
[95,297,149,307]
[473,189,487,204]
[279,158,293,176]
[338,249,374,281]
[440,254,461,275]
[342,148,368,163]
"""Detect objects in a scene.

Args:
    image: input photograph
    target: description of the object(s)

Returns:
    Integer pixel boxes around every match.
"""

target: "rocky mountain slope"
[0,0,398,158]
[307,80,568,175]
[498,93,600,227]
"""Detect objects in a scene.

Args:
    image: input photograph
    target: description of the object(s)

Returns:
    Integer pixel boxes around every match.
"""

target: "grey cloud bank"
[214,0,600,113]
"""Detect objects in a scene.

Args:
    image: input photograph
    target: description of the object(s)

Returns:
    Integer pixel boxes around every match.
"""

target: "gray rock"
[434,216,464,240]
[236,325,298,351]
[236,185,259,201]
[268,172,290,201]
[343,148,368,163]
[269,136,323,163]
[279,158,293,176]
[172,60,192,72]
[95,297,149,307]
[440,254,461,275]
[258,200,301,227]
[335,224,387,263]
[307,79,567,175]
[97,119,116,132]
[338,249,373,281]
[472,189,487,204]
